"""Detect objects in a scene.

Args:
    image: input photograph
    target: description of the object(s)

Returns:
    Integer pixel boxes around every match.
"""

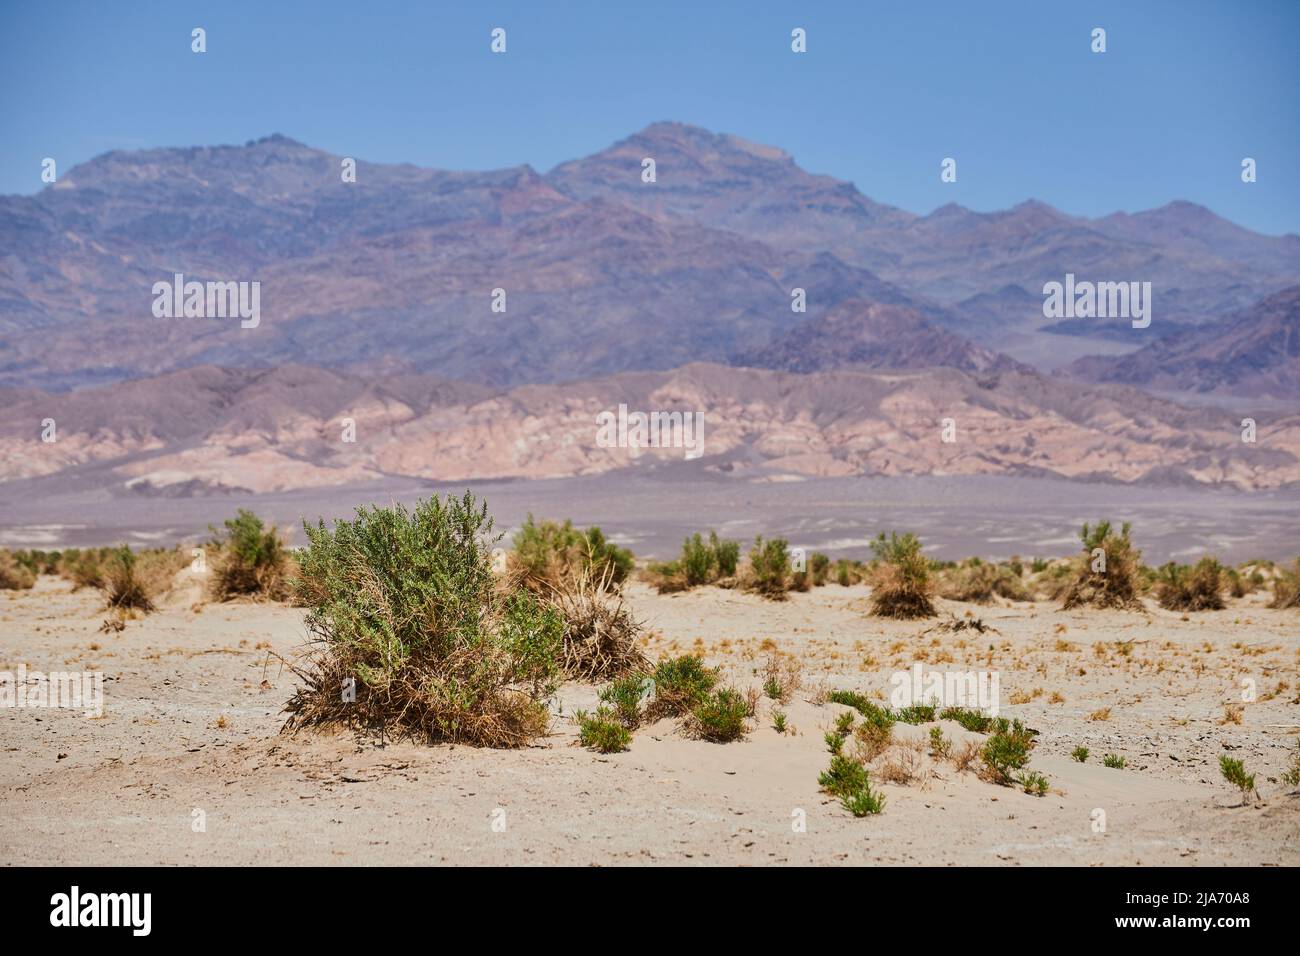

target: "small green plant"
[510,515,634,590]
[577,707,632,753]
[834,711,856,736]
[825,731,844,754]
[710,532,740,578]
[689,687,751,742]
[679,533,716,586]
[818,754,869,798]
[598,675,652,728]
[1154,558,1225,612]
[828,690,895,729]
[772,710,788,734]
[1015,770,1050,796]
[1218,755,1256,801]
[1062,520,1143,611]
[1071,746,1090,763]
[894,701,938,725]
[841,783,886,817]
[929,726,952,759]
[763,676,782,700]
[1103,753,1126,769]
[208,509,290,601]
[980,718,1036,785]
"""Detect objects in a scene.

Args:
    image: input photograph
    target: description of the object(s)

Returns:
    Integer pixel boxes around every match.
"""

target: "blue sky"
[2,0,1297,234]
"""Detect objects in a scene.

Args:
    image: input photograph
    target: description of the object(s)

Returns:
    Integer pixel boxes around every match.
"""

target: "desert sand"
[1,572,1296,866]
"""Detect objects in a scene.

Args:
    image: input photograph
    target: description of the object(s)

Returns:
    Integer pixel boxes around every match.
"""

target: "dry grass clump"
[284,493,565,748]
[938,558,1030,603]
[0,551,36,590]
[544,564,649,681]
[1270,559,1300,609]
[100,546,185,612]
[1060,520,1143,610]
[207,509,292,601]
[867,532,935,619]
[1154,557,1225,612]
[761,651,802,704]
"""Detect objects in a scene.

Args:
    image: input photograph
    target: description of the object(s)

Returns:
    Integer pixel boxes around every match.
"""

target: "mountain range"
[1,123,1298,496]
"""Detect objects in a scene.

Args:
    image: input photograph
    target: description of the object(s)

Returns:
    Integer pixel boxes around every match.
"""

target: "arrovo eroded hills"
[2,362,1297,496]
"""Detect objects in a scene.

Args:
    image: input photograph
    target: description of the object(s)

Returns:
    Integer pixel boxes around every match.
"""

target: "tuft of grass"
[1218,754,1256,801]
[1061,520,1144,611]
[929,726,952,759]
[829,690,896,729]
[772,710,788,734]
[1154,558,1225,612]
[1071,746,1090,763]
[939,706,995,733]
[894,701,938,725]
[867,532,935,619]
[577,707,632,753]
[1103,753,1127,769]
[207,509,291,601]
[283,493,563,748]
[761,651,801,704]
[598,674,654,729]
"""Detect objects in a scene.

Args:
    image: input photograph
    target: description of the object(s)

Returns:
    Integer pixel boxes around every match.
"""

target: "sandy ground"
[1,573,1297,866]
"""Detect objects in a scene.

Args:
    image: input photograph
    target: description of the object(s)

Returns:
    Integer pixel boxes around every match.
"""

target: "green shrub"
[680,533,716,586]
[1062,521,1143,610]
[772,710,788,733]
[834,559,863,587]
[710,532,740,578]
[1016,770,1050,796]
[509,515,633,590]
[867,532,935,619]
[980,718,1036,785]
[101,546,183,612]
[207,509,290,601]
[818,754,869,798]
[841,783,886,816]
[929,726,952,759]
[1154,558,1225,612]
[828,690,895,729]
[939,558,1030,603]
[1103,753,1126,769]
[577,707,632,753]
[647,654,719,718]
[939,706,995,733]
[894,701,938,725]
[688,687,751,741]
[745,536,790,600]
[1071,746,1090,763]
[284,493,564,747]
[810,552,831,587]
[599,674,653,728]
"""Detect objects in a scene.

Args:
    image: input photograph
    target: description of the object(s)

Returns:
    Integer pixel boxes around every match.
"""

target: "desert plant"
[939,558,1030,603]
[833,559,863,587]
[929,726,952,759]
[1016,770,1051,795]
[577,707,632,753]
[0,551,36,590]
[761,652,801,703]
[509,515,634,591]
[809,552,831,587]
[599,674,654,728]
[646,654,719,719]
[1061,521,1143,610]
[828,690,895,730]
[544,563,649,681]
[679,533,716,586]
[709,532,739,578]
[980,718,1036,785]
[772,710,788,734]
[1154,558,1225,612]
[1103,753,1126,769]
[1071,746,1090,763]
[818,753,869,798]
[841,782,886,816]
[1270,559,1300,609]
[1280,740,1300,790]
[688,687,750,741]
[939,706,995,733]
[867,532,935,618]
[283,493,564,747]
[1218,755,1256,802]
[207,509,290,601]
[745,535,791,600]
[100,546,183,612]
[894,701,938,725]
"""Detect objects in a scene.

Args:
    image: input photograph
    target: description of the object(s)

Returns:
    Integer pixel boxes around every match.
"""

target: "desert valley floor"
[1,572,1296,866]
